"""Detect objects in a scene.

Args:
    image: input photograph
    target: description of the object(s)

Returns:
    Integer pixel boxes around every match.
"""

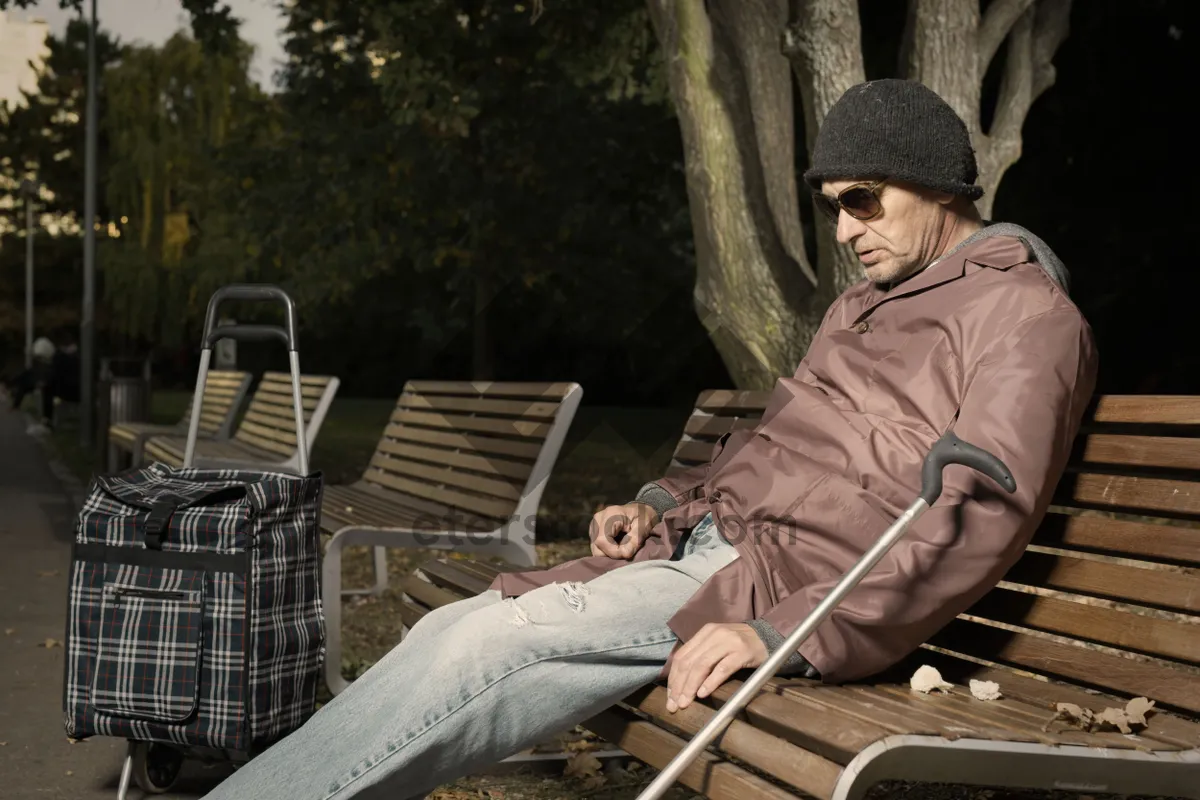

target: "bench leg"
[322,526,459,696]
[833,734,1200,800]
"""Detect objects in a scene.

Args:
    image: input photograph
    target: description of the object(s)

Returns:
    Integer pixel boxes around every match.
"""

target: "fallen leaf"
[37,570,59,578]
[344,506,354,513]
[66,737,82,745]
[565,738,596,752]
[40,638,62,649]
[563,751,603,780]
[65,771,73,776]
[969,679,1002,701]
[1125,696,1156,726]
[0,742,7,746]
[1044,697,1155,734]
[4,628,14,636]
[910,665,953,694]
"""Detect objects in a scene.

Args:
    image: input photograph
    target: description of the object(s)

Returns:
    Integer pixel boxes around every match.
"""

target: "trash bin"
[96,358,152,471]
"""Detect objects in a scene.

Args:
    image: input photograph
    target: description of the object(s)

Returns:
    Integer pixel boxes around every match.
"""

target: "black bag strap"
[143,500,179,550]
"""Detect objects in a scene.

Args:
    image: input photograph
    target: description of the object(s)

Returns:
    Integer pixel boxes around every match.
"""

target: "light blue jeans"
[200,514,737,800]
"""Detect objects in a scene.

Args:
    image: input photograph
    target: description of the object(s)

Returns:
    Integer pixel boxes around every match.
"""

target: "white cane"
[635,430,1016,800]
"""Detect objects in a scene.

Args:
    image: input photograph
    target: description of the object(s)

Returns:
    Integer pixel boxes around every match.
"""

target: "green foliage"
[2,0,718,399]
[101,31,270,344]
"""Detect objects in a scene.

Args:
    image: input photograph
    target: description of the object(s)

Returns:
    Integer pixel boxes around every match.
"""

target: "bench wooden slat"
[360,469,515,521]
[416,558,497,597]
[928,618,1200,714]
[622,685,842,799]
[916,652,1200,749]
[397,574,463,610]
[1061,472,1200,516]
[673,440,720,466]
[968,587,1200,664]
[391,408,551,440]
[399,394,563,420]
[1032,512,1200,566]
[322,484,494,532]
[405,380,575,399]
[246,395,322,416]
[238,418,300,447]
[1092,395,1200,424]
[368,453,523,501]
[583,706,802,800]
[384,424,544,461]
[1004,550,1200,614]
[1077,434,1200,471]
[235,430,296,457]
[695,389,773,415]
[705,678,889,764]
[374,439,531,480]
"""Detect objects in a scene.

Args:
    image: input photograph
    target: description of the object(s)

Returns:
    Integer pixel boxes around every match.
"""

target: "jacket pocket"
[91,581,204,723]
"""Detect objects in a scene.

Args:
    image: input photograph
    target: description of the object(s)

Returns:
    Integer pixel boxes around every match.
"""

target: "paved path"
[0,409,233,799]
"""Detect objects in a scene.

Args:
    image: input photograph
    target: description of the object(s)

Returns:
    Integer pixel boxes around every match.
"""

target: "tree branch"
[986,5,1034,173]
[1032,0,1071,95]
[977,0,1037,77]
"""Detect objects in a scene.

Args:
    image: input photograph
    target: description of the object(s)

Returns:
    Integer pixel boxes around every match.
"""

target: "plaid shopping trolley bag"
[63,286,326,799]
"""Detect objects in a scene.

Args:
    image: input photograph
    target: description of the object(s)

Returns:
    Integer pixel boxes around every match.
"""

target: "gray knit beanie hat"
[803,79,983,200]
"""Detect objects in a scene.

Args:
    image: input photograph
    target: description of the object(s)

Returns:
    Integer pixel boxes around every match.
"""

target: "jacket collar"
[853,235,1030,322]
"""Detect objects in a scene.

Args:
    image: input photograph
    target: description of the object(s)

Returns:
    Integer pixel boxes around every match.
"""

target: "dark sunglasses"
[813,178,887,223]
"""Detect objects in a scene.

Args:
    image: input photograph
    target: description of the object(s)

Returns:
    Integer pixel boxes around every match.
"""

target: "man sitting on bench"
[202,79,1097,800]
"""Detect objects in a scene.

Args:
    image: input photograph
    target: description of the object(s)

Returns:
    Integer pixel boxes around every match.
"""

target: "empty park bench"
[142,371,339,474]
[105,369,252,472]
[320,380,583,695]
[401,389,1200,799]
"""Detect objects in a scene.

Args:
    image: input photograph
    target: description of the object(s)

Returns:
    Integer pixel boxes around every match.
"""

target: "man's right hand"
[589,502,660,559]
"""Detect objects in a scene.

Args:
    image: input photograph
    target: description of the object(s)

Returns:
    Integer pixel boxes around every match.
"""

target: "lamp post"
[80,0,98,448]
[20,178,38,370]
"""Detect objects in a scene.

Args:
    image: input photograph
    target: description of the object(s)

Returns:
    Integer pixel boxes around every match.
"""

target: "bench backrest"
[181,369,252,439]
[232,371,340,458]
[668,390,1200,717]
[359,380,583,528]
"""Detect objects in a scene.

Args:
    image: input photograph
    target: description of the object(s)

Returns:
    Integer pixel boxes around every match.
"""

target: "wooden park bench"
[400,389,1200,799]
[142,371,339,474]
[320,380,583,695]
[105,369,252,472]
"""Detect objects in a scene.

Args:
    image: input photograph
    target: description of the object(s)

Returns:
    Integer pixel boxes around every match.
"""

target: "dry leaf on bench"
[1125,696,1156,726]
[564,751,603,780]
[4,628,14,636]
[40,638,62,649]
[1044,697,1155,734]
[969,680,1002,701]
[910,665,954,694]
[582,774,607,790]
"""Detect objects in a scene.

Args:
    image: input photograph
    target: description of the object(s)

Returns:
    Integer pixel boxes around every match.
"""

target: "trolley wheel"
[130,742,185,794]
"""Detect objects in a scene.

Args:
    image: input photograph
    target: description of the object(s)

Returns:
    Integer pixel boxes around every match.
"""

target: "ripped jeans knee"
[504,581,592,628]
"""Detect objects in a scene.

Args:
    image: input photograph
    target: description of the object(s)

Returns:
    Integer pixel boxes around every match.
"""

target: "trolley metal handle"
[202,284,298,352]
[184,285,310,474]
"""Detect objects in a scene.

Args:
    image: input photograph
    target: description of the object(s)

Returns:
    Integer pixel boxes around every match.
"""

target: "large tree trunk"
[646,0,816,390]
[649,0,1072,388]
[782,0,867,309]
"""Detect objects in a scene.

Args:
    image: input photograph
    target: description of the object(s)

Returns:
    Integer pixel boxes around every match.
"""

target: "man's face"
[821,178,954,284]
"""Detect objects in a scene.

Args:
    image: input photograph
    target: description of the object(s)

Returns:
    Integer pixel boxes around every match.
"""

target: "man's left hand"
[664,623,768,713]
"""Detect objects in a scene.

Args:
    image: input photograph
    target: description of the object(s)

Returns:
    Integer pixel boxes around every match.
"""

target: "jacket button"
[853,321,871,334]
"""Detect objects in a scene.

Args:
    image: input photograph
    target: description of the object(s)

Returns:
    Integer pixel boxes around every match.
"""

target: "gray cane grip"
[920,430,1017,506]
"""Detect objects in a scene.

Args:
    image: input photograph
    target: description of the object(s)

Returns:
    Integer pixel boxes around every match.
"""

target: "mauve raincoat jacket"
[490,234,1098,684]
